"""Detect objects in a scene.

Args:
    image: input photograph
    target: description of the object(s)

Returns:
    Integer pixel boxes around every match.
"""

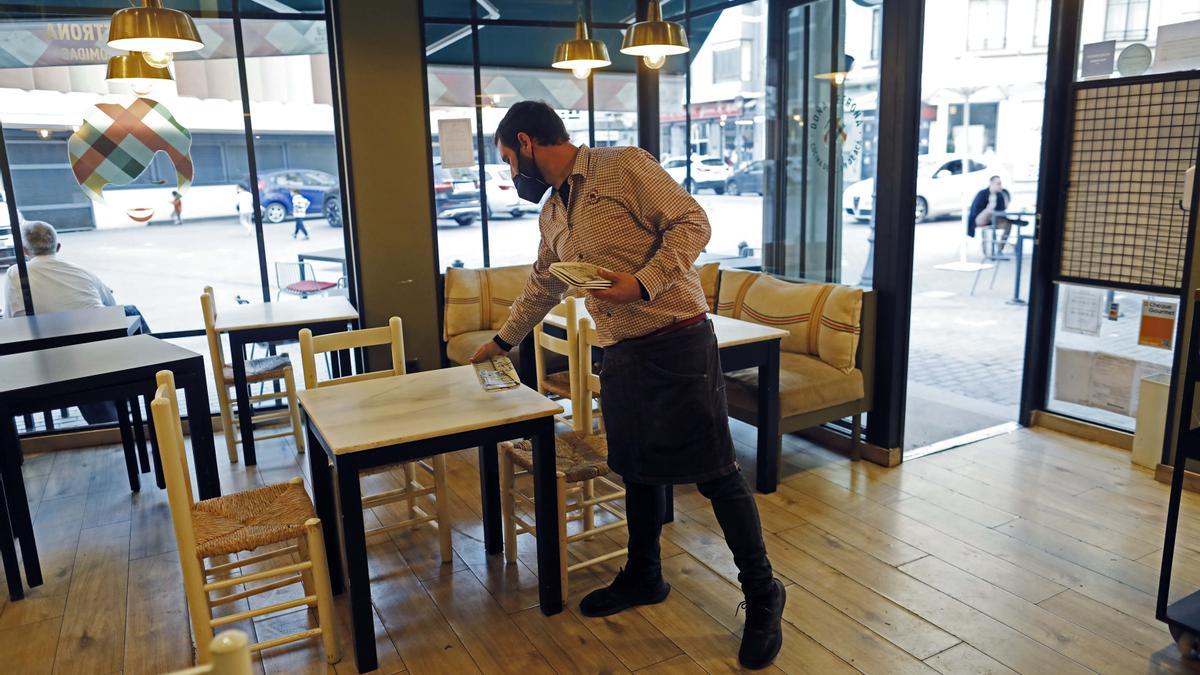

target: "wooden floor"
[6,419,1200,674]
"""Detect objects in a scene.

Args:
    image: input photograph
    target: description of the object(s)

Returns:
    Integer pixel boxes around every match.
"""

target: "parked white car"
[843,155,1005,223]
[661,155,733,194]
[482,164,530,218]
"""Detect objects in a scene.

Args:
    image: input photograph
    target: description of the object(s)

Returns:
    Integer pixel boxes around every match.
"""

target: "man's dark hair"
[989,175,1001,182]
[494,100,569,150]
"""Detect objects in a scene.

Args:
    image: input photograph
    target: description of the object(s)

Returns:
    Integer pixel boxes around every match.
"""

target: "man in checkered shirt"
[471,100,783,669]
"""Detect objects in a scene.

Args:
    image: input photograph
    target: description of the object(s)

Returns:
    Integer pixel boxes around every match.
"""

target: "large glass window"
[0,3,348,431]
[1104,0,1151,41]
[1079,0,1197,79]
[966,0,1009,51]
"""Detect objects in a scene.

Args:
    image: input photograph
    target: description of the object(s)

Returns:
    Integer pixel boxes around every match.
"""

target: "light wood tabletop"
[542,306,787,348]
[298,366,562,455]
[213,297,358,333]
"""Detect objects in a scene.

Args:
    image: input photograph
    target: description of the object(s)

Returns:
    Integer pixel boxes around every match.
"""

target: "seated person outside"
[2,220,150,424]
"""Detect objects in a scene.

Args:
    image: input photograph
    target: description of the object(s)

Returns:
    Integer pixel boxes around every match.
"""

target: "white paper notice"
[1053,346,1149,417]
[1153,19,1200,73]
[1053,347,1093,407]
[437,118,475,169]
[1090,352,1135,416]
[1062,285,1103,337]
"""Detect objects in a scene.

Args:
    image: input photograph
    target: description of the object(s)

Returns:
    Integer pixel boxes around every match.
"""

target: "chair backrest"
[200,287,228,386]
[577,316,603,434]
[274,262,315,290]
[149,369,199,554]
[532,296,579,394]
[299,316,405,389]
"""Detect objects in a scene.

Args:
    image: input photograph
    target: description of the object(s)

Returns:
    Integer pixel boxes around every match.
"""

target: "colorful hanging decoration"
[67,97,193,203]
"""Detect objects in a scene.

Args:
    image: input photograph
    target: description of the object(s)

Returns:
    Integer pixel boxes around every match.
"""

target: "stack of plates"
[549,262,613,289]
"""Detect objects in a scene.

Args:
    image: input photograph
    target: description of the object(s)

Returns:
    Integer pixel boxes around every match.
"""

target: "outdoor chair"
[201,287,305,462]
[149,370,339,666]
[275,262,336,300]
[298,317,452,562]
[971,225,1014,296]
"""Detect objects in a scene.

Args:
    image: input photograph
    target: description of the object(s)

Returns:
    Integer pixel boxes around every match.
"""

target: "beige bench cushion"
[695,262,720,313]
[443,264,533,340]
[725,352,864,418]
[446,329,567,374]
[717,269,863,373]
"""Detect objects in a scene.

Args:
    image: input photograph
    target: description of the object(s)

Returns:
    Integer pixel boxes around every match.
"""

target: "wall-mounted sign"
[1117,43,1153,77]
[1139,300,1177,350]
[1081,41,1116,79]
[1153,19,1200,74]
[808,96,864,172]
[437,118,475,169]
[67,97,193,203]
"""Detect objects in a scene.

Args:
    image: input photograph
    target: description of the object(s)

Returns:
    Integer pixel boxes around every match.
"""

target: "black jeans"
[625,471,774,599]
[293,218,309,237]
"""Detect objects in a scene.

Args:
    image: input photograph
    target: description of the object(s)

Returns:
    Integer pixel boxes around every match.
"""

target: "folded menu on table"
[549,262,613,289]
[473,356,521,392]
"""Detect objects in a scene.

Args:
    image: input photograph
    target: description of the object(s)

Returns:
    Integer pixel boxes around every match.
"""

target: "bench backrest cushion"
[695,262,721,313]
[716,269,863,373]
[443,264,534,340]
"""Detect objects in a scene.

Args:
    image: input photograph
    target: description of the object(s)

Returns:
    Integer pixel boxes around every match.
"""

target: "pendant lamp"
[620,0,689,70]
[108,0,203,70]
[107,52,175,96]
[553,17,611,80]
[815,54,856,86]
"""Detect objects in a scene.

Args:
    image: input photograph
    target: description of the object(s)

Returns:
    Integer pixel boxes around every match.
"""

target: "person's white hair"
[21,221,58,257]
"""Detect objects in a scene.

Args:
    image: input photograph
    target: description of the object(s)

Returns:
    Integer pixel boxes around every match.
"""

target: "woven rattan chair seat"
[509,431,609,483]
[222,354,292,383]
[192,481,314,558]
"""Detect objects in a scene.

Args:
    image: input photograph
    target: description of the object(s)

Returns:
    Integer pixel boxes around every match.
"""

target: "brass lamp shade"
[553,18,611,70]
[108,0,203,54]
[620,0,689,58]
[106,52,175,83]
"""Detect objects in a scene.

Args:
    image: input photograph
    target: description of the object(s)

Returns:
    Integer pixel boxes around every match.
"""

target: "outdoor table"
[0,335,218,600]
[296,247,347,277]
[0,305,137,356]
[299,366,561,673]
[529,310,788,493]
[212,297,358,465]
[992,211,1037,305]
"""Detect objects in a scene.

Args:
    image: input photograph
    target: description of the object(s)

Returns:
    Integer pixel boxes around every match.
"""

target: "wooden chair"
[165,629,252,675]
[298,317,452,562]
[201,287,305,462]
[500,316,627,599]
[533,296,581,426]
[149,370,339,665]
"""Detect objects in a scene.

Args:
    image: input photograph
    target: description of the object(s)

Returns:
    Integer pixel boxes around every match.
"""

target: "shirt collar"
[568,144,591,184]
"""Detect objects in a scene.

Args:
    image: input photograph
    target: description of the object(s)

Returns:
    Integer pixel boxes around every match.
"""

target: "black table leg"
[662,485,675,524]
[0,472,23,600]
[1008,235,1027,305]
[181,368,221,500]
[337,464,376,673]
[130,397,150,474]
[306,420,343,594]
[479,444,502,555]
[229,332,257,465]
[0,416,40,587]
[530,418,563,614]
[755,340,781,494]
[116,400,140,492]
[144,391,165,490]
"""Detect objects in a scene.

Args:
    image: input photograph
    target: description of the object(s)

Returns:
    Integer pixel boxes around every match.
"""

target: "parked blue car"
[256,169,338,224]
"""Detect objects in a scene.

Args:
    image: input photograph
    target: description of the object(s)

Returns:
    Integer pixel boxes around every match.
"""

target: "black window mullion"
[232,0,271,303]
[0,117,33,315]
[470,2,490,268]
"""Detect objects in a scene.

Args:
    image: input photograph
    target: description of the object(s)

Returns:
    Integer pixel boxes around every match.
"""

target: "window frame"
[1103,0,1151,42]
[965,0,1009,51]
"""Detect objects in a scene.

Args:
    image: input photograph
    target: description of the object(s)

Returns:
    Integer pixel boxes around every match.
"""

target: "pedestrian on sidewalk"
[291,189,310,240]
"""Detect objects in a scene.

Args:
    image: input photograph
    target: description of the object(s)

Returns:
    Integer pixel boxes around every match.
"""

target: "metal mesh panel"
[1058,76,1200,292]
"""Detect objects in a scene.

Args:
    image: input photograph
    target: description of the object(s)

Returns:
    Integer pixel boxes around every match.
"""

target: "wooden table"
[213,297,358,464]
[0,306,137,356]
[300,366,562,673]
[0,335,219,600]
[530,310,788,492]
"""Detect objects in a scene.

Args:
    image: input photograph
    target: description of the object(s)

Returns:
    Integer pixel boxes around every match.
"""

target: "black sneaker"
[738,579,786,669]
[579,567,671,617]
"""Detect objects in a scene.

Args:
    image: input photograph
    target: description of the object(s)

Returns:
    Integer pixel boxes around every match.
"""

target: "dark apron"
[600,320,737,485]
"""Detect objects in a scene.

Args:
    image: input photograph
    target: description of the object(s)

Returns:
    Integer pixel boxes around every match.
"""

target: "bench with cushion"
[716,269,875,462]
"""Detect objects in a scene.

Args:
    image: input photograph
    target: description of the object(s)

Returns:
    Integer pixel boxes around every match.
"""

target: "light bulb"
[572,65,591,80]
[142,51,173,69]
[131,81,154,96]
[642,53,667,70]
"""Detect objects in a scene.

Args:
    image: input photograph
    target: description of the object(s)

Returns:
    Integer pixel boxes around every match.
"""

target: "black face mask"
[514,144,550,204]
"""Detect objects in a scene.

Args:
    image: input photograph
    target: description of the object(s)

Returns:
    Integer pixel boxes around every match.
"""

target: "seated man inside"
[3,220,149,424]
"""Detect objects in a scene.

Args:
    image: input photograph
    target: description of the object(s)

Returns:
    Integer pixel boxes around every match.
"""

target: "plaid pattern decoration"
[67,97,193,203]
[496,145,711,348]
